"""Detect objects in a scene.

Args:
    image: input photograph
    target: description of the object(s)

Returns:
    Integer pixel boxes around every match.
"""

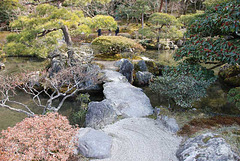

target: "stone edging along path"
[85,69,182,161]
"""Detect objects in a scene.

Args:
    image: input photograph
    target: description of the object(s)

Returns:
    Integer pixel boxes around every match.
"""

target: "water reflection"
[140,50,179,66]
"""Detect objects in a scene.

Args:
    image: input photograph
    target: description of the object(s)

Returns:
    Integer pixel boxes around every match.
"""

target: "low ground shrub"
[0,113,78,161]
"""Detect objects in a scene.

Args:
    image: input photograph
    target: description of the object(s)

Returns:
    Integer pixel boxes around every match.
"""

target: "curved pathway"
[90,68,182,161]
[92,118,181,161]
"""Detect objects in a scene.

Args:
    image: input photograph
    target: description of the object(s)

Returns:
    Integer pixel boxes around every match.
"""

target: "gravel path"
[93,60,118,70]
[92,118,182,161]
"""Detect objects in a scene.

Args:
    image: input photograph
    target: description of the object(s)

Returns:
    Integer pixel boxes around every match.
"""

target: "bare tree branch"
[0,64,101,117]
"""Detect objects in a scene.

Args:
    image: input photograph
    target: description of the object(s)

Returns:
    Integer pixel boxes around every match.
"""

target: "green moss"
[202,135,220,144]
[208,98,227,109]
[202,136,212,143]
[145,61,163,75]
[147,114,158,120]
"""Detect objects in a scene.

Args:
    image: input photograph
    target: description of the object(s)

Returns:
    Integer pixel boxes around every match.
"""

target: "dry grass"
[178,116,240,136]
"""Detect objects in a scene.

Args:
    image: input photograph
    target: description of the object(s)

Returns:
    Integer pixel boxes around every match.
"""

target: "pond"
[0,57,104,131]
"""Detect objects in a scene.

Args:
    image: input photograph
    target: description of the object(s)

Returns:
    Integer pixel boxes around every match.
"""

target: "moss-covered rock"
[145,61,164,76]
[92,36,145,58]
[218,64,240,87]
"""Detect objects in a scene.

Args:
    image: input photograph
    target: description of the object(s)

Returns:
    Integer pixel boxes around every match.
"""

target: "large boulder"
[134,71,153,86]
[85,99,117,129]
[75,128,112,159]
[177,132,240,161]
[119,59,134,83]
[218,64,240,87]
[103,81,153,117]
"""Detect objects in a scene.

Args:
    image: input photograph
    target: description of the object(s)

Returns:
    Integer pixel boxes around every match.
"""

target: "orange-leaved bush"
[0,113,78,161]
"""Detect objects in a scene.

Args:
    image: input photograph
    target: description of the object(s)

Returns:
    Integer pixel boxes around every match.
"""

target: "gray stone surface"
[48,58,64,77]
[103,81,153,117]
[27,71,41,87]
[177,39,184,47]
[113,59,124,68]
[158,115,179,133]
[75,128,112,159]
[86,99,117,129]
[103,70,128,83]
[91,118,182,161]
[119,59,134,83]
[0,62,5,70]
[177,132,240,161]
[137,60,148,71]
[135,71,153,86]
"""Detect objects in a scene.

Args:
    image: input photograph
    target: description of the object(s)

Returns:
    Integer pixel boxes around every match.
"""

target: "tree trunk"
[181,0,189,15]
[61,25,74,65]
[159,0,164,12]
[61,25,72,46]
[157,28,161,50]
[165,0,168,13]
[171,1,174,14]
[141,13,144,29]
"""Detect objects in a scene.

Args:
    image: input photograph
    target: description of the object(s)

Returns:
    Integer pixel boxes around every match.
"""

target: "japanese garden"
[0,0,239,160]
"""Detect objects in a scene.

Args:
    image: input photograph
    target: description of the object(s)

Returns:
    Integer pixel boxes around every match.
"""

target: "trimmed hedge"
[91,36,145,56]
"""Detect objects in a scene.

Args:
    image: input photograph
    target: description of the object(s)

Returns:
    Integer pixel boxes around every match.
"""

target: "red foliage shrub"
[0,113,78,161]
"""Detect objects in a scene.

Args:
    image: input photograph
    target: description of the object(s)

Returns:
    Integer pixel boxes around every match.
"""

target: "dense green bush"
[150,63,216,108]
[174,1,240,65]
[91,36,145,56]
[178,11,204,26]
